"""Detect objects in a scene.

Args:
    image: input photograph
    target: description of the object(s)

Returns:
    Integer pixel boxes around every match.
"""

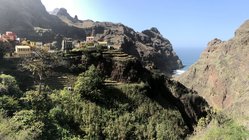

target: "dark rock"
[74,15,78,21]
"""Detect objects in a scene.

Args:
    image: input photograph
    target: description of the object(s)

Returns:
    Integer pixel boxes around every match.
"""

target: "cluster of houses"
[0,31,113,58]
[0,31,17,42]
[61,36,112,53]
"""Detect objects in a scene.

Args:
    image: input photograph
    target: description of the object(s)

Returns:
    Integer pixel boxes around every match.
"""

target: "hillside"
[176,20,249,128]
[0,48,209,139]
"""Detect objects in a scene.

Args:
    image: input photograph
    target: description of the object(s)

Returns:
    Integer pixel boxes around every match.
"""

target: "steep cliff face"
[176,20,249,127]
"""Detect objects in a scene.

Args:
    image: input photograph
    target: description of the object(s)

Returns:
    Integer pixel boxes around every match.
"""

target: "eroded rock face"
[176,20,249,127]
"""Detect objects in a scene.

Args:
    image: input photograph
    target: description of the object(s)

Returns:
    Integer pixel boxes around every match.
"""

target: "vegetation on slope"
[0,66,189,139]
[191,111,249,140]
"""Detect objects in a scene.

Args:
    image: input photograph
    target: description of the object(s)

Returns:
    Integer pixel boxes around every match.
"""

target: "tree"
[22,89,52,114]
[21,49,60,93]
[0,74,22,97]
[74,65,104,99]
[0,110,43,140]
[0,74,22,116]
[0,41,15,58]
[0,42,7,59]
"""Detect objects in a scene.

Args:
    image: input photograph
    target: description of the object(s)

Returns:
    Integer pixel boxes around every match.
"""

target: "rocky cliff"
[176,20,249,127]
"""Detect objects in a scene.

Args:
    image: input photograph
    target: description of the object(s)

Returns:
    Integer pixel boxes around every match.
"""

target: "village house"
[36,42,43,48]
[97,41,108,47]
[15,45,32,57]
[30,41,43,48]
[0,31,17,42]
[86,36,95,43]
[61,38,73,52]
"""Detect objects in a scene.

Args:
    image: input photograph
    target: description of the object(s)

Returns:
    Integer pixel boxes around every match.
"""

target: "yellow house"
[98,41,108,46]
[15,45,32,57]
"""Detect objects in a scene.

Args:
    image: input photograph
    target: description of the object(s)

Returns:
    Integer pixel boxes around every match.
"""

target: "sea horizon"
[173,46,205,75]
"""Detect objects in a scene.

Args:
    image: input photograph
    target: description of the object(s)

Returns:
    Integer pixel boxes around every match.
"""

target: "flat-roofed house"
[30,42,43,48]
[86,36,95,43]
[61,38,73,52]
[15,45,32,57]
[98,41,108,46]
[36,42,43,48]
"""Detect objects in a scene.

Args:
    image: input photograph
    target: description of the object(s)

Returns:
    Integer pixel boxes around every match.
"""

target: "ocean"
[173,46,205,75]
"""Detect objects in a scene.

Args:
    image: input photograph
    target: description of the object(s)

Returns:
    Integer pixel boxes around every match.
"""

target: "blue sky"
[41,0,249,48]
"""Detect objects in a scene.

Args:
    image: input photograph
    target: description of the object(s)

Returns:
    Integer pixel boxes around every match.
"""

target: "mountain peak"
[50,8,80,23]
[51,8,70,17]
[150,27,160,34]
[49,8,60,15]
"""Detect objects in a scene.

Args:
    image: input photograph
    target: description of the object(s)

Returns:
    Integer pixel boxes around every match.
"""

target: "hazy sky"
[41,0,249,48]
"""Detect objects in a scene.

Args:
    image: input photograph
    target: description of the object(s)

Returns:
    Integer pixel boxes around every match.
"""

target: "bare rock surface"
[176,20,249,127]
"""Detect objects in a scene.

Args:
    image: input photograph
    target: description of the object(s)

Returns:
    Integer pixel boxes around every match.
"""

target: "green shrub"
[205,119,249,140]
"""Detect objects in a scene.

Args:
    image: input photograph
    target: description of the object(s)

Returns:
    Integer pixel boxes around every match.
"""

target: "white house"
[86,36,95,43]
[36,42,43,48]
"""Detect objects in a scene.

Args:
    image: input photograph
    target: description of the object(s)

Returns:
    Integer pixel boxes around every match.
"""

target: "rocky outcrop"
[51,8,81,24]
[176,20,249,127]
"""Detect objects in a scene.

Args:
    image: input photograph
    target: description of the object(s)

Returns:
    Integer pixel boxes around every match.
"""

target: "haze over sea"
[174,46,205,75]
